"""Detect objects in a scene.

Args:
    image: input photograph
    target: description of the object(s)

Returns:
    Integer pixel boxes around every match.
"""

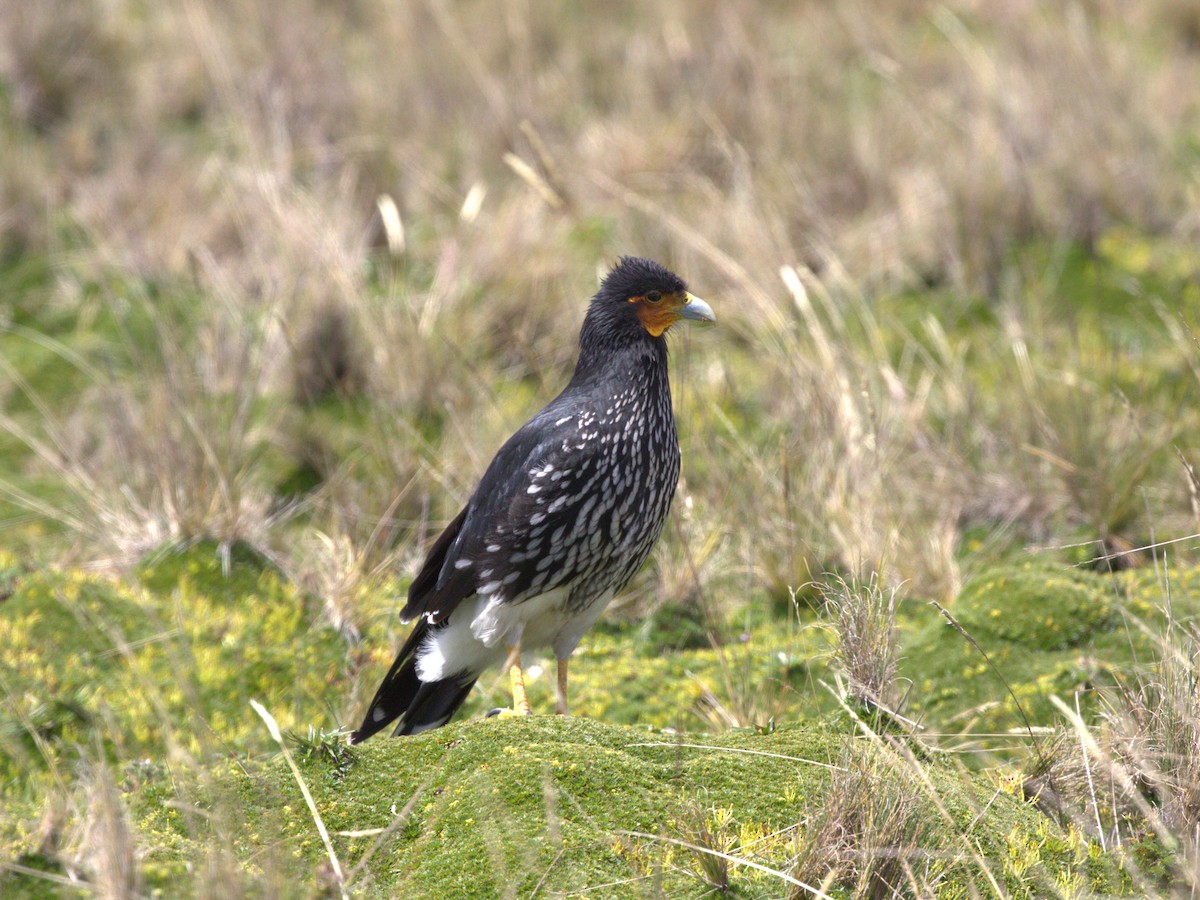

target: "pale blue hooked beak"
[678,293,716,324]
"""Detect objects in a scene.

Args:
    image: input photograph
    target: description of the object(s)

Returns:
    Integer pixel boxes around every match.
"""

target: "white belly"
[414,587,614,682]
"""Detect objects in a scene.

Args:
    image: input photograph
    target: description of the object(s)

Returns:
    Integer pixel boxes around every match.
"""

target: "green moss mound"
[4,556,1190,895]
[123,717,1124,898]
[951,567,1117,650]
[0,541,355,781]
[903,564,1200,738]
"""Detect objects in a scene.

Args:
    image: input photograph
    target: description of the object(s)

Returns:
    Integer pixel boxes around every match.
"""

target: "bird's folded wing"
[400,405,604,624]
[400,504,469,622]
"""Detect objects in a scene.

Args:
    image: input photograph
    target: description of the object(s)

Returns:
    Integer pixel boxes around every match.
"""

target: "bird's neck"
[570,338,669,398]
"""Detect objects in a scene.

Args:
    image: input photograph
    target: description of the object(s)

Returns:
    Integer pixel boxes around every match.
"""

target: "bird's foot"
[504,649,533,717]
[485,706,533,719]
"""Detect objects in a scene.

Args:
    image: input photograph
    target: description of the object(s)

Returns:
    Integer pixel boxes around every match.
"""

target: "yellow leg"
[556,657,569,717]
[505,645,532,716]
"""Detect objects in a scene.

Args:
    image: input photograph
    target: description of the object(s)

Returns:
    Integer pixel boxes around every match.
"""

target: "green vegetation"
[0,708,1141,898]
[4,0,1200,895]
[901,567,1200,750]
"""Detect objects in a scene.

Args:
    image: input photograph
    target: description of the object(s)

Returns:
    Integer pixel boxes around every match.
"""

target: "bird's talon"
[486,707,532,719]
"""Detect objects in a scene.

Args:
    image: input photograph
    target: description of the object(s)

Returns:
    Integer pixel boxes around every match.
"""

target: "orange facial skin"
[630,289,694,337]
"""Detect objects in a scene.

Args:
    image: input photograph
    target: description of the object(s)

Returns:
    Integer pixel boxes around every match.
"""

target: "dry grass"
[2,0,1198,590]
[2,0,1196,280]
[1,283,283,564]
[789,741,937,898]
[1104,660,1200,887]
[1015,569,1200,893]
[66,761,140,898]
[819,575,902,713]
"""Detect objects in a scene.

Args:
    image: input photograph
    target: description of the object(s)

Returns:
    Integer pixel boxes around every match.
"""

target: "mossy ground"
[902,564,1200,743]
[2,542,1191,895]
[0,542,353,783]
[80,718,1128,898]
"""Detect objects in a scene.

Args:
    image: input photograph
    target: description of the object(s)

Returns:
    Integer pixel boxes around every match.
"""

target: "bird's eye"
[645,291,663,304]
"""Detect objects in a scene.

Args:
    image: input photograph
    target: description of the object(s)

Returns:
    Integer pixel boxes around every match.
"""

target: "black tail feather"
[393,676,478,736]
[349,621,477,743]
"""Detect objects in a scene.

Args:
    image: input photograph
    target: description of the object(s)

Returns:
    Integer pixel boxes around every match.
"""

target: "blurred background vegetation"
[2,0,1200,895]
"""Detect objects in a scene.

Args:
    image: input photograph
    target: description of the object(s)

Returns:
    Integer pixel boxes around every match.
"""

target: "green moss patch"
[123,717,1127,897]
[0,541,357,782]
[951,567,1118,650]
[2,553,1192,895]
[902,564,1200,739]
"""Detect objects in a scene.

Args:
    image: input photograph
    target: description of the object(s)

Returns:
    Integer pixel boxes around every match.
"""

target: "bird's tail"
[349,621,478,743]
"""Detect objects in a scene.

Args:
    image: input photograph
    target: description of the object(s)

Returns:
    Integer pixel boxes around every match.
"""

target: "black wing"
[399,504,470,622]
[400,397,607,623]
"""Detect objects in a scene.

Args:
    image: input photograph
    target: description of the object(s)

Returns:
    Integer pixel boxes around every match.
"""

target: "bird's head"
[582,257,715,350]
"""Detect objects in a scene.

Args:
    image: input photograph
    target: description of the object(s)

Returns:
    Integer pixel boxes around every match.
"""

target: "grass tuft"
[819,574,902,714]
[789,742,935,898]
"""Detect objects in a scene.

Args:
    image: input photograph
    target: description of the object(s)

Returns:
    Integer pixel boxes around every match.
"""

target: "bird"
[349,257,714,742]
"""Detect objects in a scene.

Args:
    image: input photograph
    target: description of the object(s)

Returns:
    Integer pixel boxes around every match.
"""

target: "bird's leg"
[555,657,569,716]
[505,643,532,716]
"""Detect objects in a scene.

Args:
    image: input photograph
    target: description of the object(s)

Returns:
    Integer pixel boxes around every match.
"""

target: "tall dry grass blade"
[250,700,347,899]
[376,194,406,256]
[519,119,572,210]
[460,182,486,223]
[1049,694,1107,851]
[503,152,564,210]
